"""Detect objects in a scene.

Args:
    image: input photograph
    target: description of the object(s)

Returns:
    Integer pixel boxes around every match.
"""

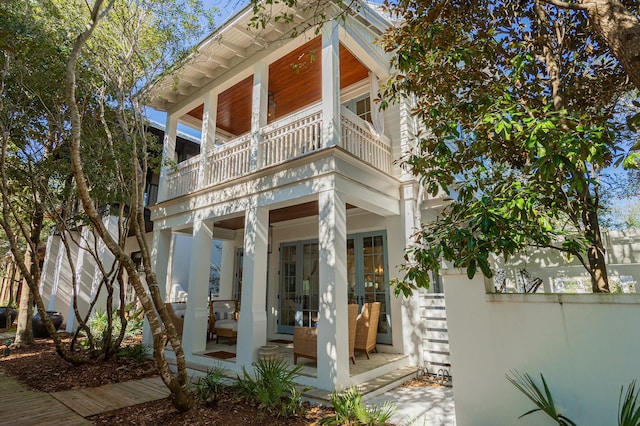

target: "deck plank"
[50,377,170,417]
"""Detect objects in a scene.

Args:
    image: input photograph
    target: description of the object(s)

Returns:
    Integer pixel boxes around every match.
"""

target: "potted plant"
[32,311,64,338]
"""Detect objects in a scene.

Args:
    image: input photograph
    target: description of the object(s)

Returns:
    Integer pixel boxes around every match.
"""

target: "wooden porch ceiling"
[214,201,356,230]
[186,37,369,136]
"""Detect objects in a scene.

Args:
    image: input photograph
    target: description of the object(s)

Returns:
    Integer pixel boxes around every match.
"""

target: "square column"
[183,219,213,355]
[157,114,177,202]
[317,189,349,389]
[143,228,173,346]
[218,241,236,299]
[236,202,269,367]
[321,20,341,149]
[398,182,423,364]
[250,61,269,171]
[198,91,218,188]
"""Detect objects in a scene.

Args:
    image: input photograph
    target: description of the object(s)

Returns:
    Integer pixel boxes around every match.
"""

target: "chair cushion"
[215,319,237,331]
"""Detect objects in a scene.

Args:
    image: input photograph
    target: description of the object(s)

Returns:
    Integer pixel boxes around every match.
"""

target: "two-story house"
[143,1,446,391]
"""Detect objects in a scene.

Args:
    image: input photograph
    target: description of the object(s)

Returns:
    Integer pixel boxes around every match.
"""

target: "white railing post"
[157,113,177,202]
[198,91,218,189]
[251,60,269,171]
[321,20,340,149]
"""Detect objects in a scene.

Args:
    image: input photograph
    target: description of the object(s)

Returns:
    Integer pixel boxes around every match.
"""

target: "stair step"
[302,365,419,404]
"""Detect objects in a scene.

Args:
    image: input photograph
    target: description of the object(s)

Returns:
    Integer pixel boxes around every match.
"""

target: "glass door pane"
[278,244,298,333]
[301,242,319,327]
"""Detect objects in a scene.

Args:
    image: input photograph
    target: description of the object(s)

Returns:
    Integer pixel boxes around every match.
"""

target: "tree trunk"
[587,0,640,91]
[12,278,33,347]
[585,206,610,293]
[64,0,193,412]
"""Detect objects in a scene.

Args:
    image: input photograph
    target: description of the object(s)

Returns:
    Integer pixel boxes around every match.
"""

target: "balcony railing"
[163,105,392,201]
[166,155,200,199]
[205,133,252,187]
[260,103,322,168]
[340,106,392,174]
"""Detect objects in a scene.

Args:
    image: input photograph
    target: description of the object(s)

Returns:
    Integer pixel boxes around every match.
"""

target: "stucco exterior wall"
[445,273,640,425]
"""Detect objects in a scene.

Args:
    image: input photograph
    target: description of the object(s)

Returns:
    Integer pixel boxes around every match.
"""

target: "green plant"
[116,344,149,362]
[86,308,144,349]
[619,380,640,426]
[320,386,395,425]
[235,357,306,416]
[195,365,226,406]
[506,371,576,426]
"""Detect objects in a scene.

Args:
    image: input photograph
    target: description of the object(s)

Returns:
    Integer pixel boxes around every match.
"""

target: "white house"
[142,0,445,391]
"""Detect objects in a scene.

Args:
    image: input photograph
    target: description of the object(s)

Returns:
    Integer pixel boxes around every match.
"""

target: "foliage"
[116,344,149,362]
[235,357,307,417]
[619,380,640,426]
[508,371,640,425]
[194,365,226,404]
[378,0,638,294]
[85,308,143,349]
[320,386,395,426]
[506,371,576,425]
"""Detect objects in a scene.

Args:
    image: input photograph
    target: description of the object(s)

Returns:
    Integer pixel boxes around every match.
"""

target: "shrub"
[86,308,144,349]
[195,365,226,406]
[236,356,306,417]
[320,386,395,426]
[116,344,149,362]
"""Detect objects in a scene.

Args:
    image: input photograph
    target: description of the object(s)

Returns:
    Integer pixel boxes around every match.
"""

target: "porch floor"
[191,339,407,378]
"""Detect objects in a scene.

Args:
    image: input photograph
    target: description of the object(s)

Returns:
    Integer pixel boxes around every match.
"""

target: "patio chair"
[293,326,317,364]
[209,300,238,344]
[354,302,381,359]
[164,302,184,347]
[293,304,359,365]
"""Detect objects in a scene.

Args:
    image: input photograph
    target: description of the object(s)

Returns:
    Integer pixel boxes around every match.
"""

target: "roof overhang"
[143,0,391,114]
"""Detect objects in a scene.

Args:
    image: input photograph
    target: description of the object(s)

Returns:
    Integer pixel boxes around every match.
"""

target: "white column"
[218,241,236,299]
[157,113,178,202]
[183,219,213,354]
[250,61,269,170]
[65,226,90,332]
[143,228,172,346]
[48,235,65,311]
[236,201,269,367]
[198,91,218,188]
[317,189,348,389]
[321,20,341,148]
[398,181,423,365]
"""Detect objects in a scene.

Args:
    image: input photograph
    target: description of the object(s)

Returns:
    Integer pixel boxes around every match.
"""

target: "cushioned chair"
[293,326,317,364]
[354,302,381,359]
[348,303,358,364]
[164,302,185,347]
[209,300,238,344]
[293,304,359,365]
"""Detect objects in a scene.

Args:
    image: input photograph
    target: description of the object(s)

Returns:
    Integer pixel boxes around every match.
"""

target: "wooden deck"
[50,376,170,417]
[0,371,90,426]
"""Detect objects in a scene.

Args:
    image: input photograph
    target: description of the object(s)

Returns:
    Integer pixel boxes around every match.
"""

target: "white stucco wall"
[445,273,640,425]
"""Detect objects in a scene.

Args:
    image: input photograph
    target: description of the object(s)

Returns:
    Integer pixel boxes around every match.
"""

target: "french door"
[277,241,320,334]
[347,232,391,344]
[277,231,391,344]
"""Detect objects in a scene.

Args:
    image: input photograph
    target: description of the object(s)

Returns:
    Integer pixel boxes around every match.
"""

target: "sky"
[145,0,249,131]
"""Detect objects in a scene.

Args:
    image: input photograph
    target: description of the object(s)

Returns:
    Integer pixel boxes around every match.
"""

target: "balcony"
[164,104,392,201]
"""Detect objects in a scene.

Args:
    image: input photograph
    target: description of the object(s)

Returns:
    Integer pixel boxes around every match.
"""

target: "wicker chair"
[293,304,359,365]
[164,302,185,347]
[293,326,317,364]
[354,302,381,359]
[348,303,358,364]
[209,300,238,343]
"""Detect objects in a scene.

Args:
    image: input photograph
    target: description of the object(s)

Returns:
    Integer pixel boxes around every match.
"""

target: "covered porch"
[150,166,419,391]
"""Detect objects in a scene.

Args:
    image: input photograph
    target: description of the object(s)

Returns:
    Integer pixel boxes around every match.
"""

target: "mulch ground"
[0,332,440,425]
